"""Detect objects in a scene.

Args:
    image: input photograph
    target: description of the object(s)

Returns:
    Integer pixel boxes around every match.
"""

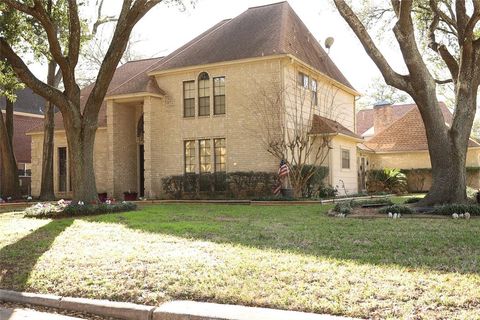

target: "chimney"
[373,100,393,134]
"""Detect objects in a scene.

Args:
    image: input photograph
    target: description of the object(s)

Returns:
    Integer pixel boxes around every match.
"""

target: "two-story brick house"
[28,1,361,199]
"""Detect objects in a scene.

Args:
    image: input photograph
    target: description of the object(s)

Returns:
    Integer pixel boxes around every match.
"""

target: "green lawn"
[0,201,479,319]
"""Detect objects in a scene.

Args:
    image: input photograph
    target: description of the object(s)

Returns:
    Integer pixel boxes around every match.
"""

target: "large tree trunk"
[39,100,55,200]
[64,115,98,203]
[39,60,57,200]
[0,100,20,199]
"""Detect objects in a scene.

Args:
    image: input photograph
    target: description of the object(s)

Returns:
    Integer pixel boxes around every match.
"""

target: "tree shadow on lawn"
[84,205,480,275]
[0,219,73,290]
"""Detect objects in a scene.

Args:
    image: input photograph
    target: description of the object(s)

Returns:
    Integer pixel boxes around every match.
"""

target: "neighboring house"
[0,88,45,196]
[28,1,361,199]
[356,101,480,192]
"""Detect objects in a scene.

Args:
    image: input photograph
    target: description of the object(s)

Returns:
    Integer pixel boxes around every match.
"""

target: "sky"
[30,0,410,102]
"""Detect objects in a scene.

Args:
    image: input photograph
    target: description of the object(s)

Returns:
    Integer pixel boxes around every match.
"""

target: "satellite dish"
[325,37,335,50]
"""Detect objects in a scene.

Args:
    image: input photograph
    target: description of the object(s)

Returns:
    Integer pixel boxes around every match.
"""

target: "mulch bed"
[0,300,119,319]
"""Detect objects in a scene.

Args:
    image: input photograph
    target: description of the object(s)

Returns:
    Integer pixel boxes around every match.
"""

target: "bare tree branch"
[334,0,411,92]
[0,37,69,111]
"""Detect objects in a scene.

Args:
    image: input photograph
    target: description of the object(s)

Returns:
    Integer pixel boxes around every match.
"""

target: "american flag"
[273,160,289,195]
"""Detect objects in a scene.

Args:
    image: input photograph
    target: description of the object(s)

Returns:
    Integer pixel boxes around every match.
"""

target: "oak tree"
[334,0,480,204]
[0,0,177,202]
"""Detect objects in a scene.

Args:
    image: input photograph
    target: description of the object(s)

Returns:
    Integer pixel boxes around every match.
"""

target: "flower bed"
[24,199,137,219]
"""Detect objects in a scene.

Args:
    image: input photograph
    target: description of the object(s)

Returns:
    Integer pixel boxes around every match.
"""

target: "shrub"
[367,168,407,194]
[161,172,277,199]
[351,198,393,207]
[24,200,137,219]
[333,202,352,215]
[379,204,415,214]
[295,165,329,198]
[318,185,338,198]
[431,204,480,216]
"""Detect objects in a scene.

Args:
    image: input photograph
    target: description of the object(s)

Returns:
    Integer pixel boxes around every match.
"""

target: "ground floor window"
[58,147,67,192]
[184,140,196,173]
[183,137,226,175]
[341,148,350,169]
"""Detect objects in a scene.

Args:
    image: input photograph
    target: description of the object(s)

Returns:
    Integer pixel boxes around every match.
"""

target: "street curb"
[0,289,358,320]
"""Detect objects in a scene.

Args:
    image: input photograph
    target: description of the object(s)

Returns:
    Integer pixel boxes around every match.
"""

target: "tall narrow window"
[183,81,195,117]
[58,147,67,192]
[199,139,212,173]
[341,149,351,169]
[311,79,318,106]
[198,72,210,116]
[213,77,225,115]
[298,72,309,88]
[214,138,226,172]
[184,140,195,173]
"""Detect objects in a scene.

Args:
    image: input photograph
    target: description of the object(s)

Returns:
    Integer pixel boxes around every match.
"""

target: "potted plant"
[123,191,138,201]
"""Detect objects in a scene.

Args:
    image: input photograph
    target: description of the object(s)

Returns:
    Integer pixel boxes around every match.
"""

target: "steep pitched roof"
[356,102,452,135]
[150,2,354,91]
[310,114,362,139]
[29,57,164,133]
[0,88,46,115]
[363,107,480,152]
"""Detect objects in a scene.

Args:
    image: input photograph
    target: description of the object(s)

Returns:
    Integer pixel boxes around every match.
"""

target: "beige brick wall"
[367,148,480,170]
[29,56,358,199]
[29,128,108,198]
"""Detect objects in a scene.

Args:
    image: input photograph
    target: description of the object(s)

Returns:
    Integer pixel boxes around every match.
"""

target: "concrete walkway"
[0,307,81,320]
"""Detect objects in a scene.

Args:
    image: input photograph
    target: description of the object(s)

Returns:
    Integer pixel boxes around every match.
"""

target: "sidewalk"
[0,307,82,320]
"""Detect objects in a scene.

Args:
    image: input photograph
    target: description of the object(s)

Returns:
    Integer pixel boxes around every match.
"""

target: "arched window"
[198,72,210,116]
[137,113,144,143]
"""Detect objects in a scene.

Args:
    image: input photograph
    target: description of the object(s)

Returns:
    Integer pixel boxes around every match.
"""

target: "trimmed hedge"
[431,204,480,216]
[161,168,329,200]
[351,198,393,207]
[379,204,415,215]
[25,202,137,219]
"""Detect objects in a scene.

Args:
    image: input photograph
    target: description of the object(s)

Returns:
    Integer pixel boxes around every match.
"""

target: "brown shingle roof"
[151,2,354,91]
[356,102,452,135]
[310,114,362,139]
[29,57,164,133]
[364,107,480,152]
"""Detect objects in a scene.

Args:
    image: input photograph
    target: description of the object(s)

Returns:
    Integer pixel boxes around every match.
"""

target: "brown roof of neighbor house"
[310,114,362,139]
[1,111,44,163]
[150,1,355,91]
[363,107,480,152]
[29,57,164,133]
[0,88,46,115]
[356,102,452,135]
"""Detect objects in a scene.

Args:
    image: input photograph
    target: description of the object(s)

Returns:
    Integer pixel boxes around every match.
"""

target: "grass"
[0,198,479,319]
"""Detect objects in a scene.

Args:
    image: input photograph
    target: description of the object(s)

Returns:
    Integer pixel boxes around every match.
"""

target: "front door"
[139,144,145,198]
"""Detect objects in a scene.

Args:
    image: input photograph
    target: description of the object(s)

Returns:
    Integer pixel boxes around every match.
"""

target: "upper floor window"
[183,81,195,117]
[311,79,318,106]
[298,72,309,89]
[184,140,196,173]
[341,148,351,169]
[198,72,210,116]
[213,77,226,115]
